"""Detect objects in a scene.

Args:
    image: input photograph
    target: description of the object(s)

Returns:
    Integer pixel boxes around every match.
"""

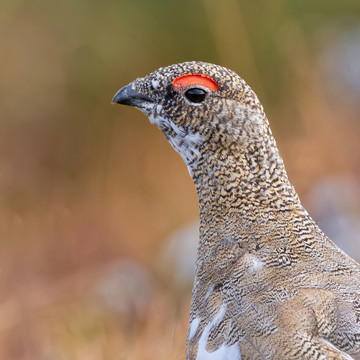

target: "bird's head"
[113,61,271,175]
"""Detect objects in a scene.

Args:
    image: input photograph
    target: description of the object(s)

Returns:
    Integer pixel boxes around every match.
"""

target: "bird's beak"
[112,83,154,106]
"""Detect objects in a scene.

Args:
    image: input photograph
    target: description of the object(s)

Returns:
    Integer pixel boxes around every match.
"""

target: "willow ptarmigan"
[112,61,360,360]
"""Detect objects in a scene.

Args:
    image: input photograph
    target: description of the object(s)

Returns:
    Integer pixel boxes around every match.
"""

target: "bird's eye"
[184,88,207,104]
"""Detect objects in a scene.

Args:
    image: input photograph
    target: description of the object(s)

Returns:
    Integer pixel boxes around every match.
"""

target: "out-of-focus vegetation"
[1,1,360,358]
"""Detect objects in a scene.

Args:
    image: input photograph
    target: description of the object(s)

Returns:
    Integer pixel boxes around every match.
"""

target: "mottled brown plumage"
[113,62,360,359]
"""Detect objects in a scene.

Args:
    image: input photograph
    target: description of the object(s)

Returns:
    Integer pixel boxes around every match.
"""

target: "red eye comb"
[172,74,219,91]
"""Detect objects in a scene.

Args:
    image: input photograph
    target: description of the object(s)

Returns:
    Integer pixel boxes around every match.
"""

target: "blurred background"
[1,0,360,359]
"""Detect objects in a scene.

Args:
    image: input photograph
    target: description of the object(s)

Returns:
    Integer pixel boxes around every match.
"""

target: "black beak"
[112,84,153,106]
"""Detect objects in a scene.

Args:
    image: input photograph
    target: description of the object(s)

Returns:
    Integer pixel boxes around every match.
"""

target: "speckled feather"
[114,62,360,359]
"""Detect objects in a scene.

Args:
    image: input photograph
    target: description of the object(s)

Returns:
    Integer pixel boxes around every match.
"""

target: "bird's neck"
[191,134,304,237]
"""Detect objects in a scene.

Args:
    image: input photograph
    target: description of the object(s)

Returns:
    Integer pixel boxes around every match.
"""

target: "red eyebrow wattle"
[172,74,219,91]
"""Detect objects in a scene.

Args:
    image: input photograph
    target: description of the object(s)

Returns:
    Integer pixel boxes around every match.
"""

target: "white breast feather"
[196,304,241,360]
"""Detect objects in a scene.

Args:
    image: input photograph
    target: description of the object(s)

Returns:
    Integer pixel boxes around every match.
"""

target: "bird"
[112,61,360,360]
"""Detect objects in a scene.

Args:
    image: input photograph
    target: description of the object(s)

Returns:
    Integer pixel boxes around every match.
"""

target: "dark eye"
[184,88,207,103]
